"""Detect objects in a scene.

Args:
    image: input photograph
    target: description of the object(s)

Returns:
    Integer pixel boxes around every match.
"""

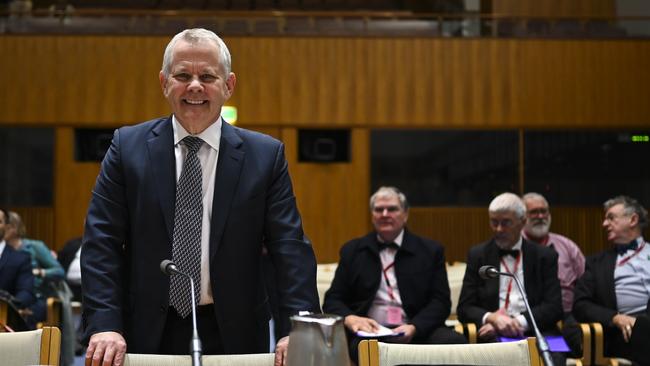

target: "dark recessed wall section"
[75,128,115,162]
[298,129,350,163]
[0,127,54,206]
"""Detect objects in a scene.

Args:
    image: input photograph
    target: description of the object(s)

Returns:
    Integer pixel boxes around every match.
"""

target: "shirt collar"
[377,229,405,247]
[172,115,222,151]
[496,236,523,251]
[0,240,6,257]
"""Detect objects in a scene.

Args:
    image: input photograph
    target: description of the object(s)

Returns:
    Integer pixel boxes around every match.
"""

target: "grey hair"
[604,195,648,229]
[161,28,232,78]
[370,186,409,211]
[489,192,526,219]
[522,192,549,207]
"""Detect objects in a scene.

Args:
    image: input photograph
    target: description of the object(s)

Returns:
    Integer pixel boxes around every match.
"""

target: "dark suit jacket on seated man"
[457,193,563,354]
[573,195,650,363]
[323,186,466,362]
[0,208,36,324]
[81,28,319,366]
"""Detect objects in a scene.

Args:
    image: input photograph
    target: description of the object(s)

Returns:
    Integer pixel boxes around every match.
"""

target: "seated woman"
[4,211,64,327]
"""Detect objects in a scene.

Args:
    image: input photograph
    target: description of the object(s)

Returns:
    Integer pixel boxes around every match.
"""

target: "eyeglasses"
[527,208,549,217]
[489,219,516,228]
[604,212,632,223]
[373,205,401,214]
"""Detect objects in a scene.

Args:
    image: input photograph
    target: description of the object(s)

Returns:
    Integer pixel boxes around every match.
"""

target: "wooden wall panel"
[490,0,616,17]
[1,36,649,128]
[283,127,371,263]
[408,206,610,263]
[53,127,101,250]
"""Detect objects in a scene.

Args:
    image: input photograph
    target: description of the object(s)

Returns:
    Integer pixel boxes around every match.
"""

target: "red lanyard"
[617,242,646,267]
[500,253,521,311]
[382,262,396,300]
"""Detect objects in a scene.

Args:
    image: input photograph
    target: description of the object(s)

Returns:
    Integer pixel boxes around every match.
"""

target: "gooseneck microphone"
[160,260,203,366]
[478,265,554,366]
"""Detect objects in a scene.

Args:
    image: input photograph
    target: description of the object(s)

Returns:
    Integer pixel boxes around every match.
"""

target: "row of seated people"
[320,187,649,365]
[0,209,78,366]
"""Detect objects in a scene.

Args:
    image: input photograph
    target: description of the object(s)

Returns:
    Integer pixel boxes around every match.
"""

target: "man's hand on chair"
[85,331,126,366]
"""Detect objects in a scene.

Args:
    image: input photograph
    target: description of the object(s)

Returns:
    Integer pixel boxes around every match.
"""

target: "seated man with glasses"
[457,192,564,363]
[574,195,650,363]
[323,186,466,363]
[522,192,585,357]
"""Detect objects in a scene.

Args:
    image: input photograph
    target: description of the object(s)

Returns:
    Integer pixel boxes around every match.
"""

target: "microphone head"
[478,265,499,280]
[160,259,175,275]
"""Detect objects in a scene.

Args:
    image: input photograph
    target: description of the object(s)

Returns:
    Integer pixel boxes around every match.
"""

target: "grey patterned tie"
[169,136,204,318]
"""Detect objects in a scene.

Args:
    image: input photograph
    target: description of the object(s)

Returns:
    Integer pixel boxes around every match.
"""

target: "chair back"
[359,337,541,366]
[124,353,275,366]
[0,326,61,366]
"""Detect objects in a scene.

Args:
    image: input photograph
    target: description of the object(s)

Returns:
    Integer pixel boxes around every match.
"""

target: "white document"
[356,324,404,338]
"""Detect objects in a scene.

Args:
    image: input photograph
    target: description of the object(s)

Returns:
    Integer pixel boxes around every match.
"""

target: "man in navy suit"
[323,187,465,362]
[81,29,319,366]
[0,208,35,321]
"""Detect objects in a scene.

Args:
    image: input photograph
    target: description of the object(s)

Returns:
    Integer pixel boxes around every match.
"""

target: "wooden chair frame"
[358,337,541,366]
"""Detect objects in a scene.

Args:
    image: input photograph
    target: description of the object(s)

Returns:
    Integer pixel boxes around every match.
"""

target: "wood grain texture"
[1,36,649,128]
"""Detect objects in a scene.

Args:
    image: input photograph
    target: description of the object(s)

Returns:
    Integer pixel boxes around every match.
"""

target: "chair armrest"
[358,339,379,366]
[45,297,62,327]
[452,322,477,343]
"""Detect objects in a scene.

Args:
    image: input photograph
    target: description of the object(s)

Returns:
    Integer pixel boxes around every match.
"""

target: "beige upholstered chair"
[316,262,338,306]
[358,337,541,366]
[0,326,61,366]
[445,261,467,321]
[124,353,275,366]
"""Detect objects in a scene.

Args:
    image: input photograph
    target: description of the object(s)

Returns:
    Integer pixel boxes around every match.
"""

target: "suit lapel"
[522,239,536,300]
[146,117,176,241]
[603,249,618,308]
[0,248,8,272]
[485,241,500,310]
[209,122,244,259]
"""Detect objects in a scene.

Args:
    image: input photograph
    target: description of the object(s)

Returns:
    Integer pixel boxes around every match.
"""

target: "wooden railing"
[1,8,648,38]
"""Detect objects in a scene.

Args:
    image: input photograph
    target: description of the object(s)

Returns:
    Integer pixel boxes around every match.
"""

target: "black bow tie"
[498,249,520,258]
[378,242,399,251]
[615,240,639,255]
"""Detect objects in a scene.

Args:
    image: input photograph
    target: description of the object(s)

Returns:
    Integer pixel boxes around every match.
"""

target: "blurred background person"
[5,211,75,365]
[522,192,585,357]
[0,208,35,330]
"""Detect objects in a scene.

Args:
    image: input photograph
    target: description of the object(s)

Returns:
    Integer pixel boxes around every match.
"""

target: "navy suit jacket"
[572,248,620,325]
[81,117,319,354]
[322,230,451,338]
[457,238,563,333]
[0,244,35,308]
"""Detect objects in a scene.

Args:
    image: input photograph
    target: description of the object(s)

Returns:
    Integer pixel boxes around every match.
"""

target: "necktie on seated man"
[169,136,204,318]
[615,239,639,255]
[498,249,520,258]
[377,242,399,251]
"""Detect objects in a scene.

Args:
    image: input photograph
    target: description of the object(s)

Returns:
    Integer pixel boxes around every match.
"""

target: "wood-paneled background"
[1,35,648,262]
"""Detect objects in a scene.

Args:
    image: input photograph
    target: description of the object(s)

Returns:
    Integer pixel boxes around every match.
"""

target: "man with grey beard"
[522,192,585,357]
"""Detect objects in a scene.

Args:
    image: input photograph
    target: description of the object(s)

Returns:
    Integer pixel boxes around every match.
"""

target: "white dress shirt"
[367,230,407,326]
[172,115,221,305]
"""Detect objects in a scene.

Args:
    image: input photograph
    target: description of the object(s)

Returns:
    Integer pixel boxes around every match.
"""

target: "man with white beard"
[522,192,585,357]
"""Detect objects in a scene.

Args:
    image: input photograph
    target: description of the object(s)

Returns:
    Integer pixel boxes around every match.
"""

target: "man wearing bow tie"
[574,195,650,361]
[323,186,466,362]
[457,192,563,344]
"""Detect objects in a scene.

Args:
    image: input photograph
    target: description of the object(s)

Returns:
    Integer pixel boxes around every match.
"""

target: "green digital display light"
[221,106,237,124]
[631,135,649,142]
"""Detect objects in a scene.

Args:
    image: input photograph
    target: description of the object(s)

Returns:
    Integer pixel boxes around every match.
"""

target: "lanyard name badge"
[500,252,521,312]
[382,262,402,325]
